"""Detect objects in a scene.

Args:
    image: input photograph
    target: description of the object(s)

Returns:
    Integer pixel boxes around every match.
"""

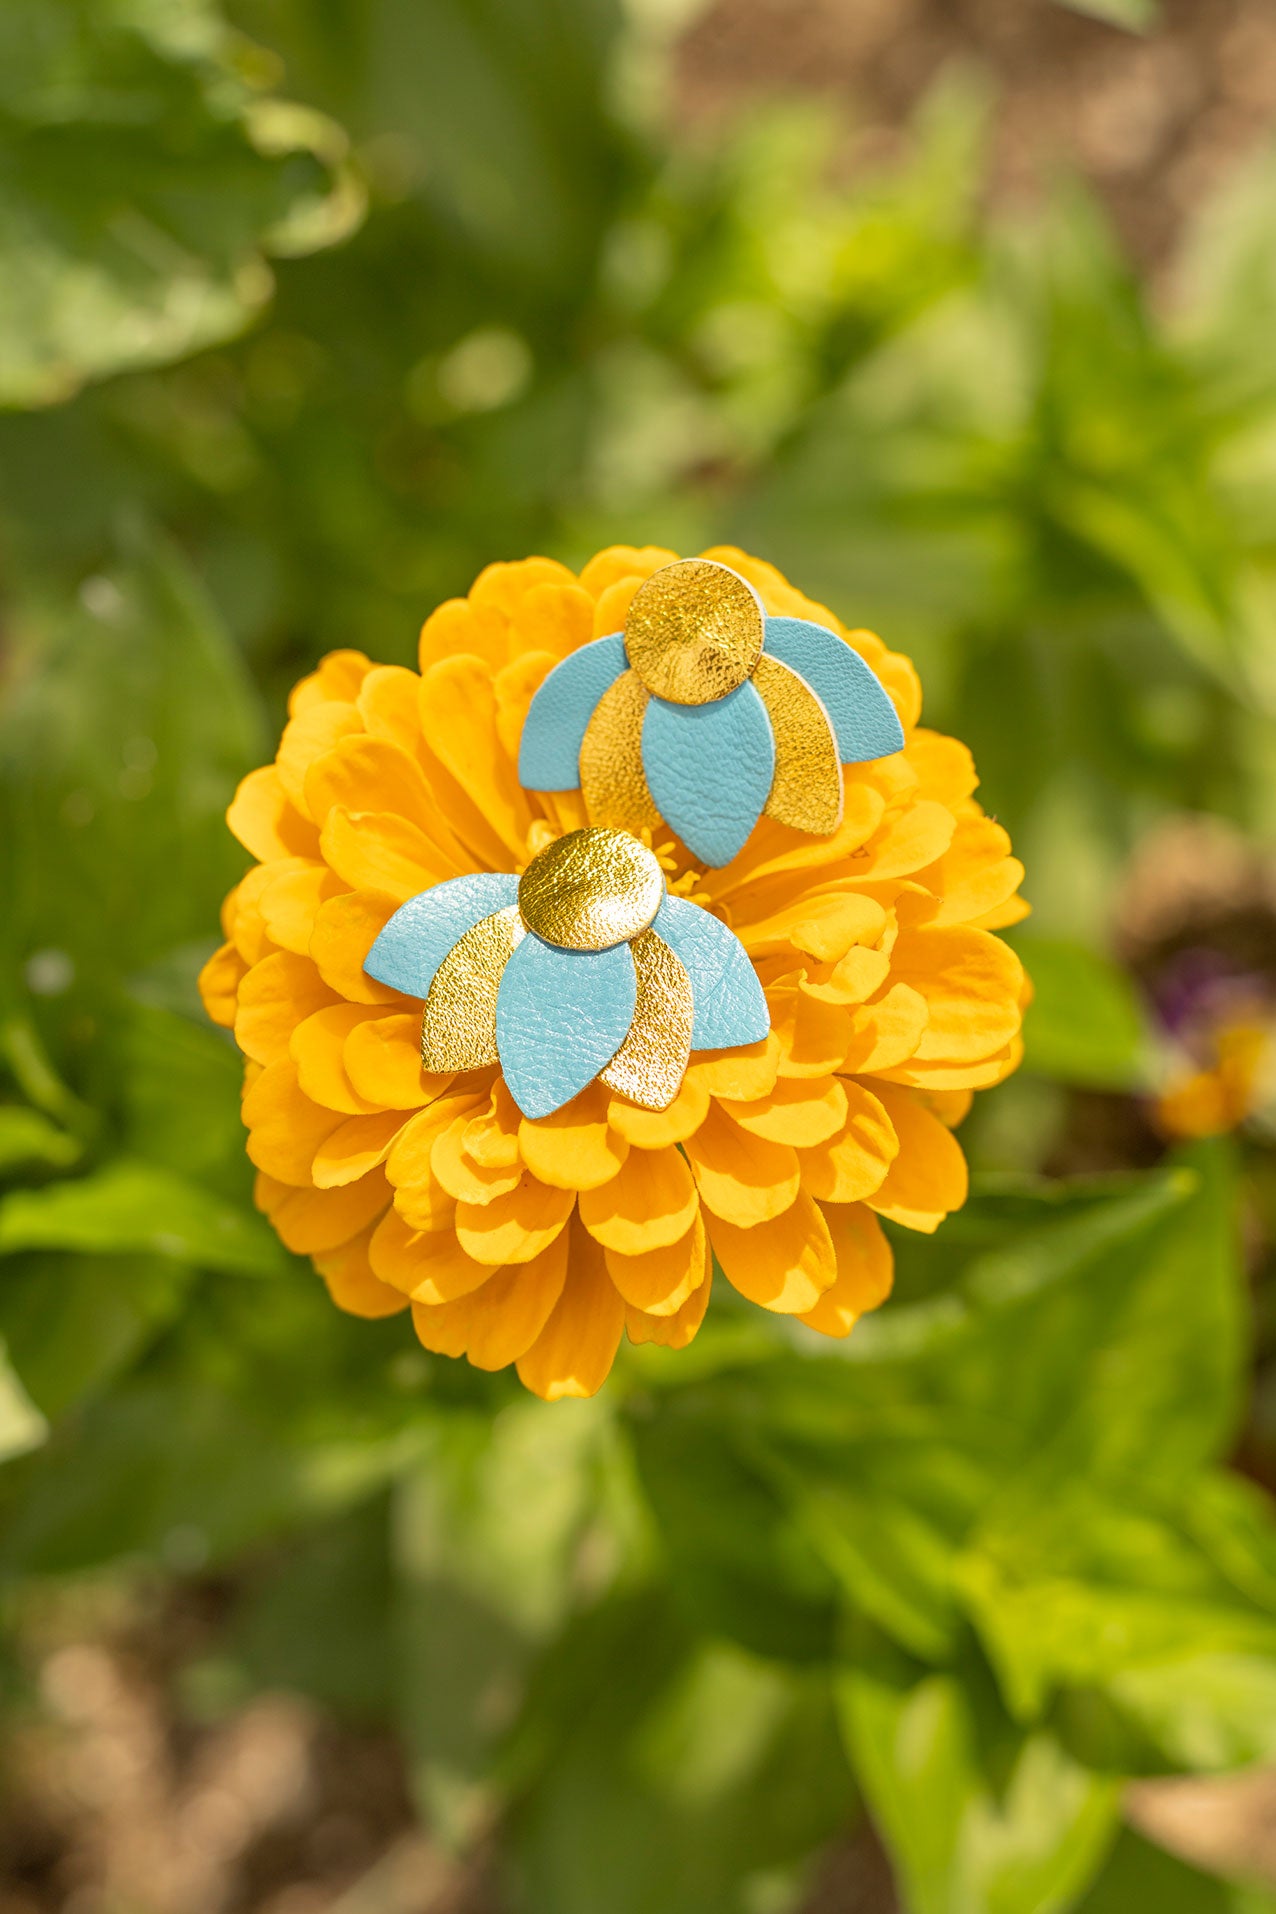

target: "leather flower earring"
[517,558,905,868]
[362,827,768,1119]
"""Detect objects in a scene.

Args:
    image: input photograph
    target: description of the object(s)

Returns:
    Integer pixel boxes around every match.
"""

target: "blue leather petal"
[496,935,637,1119]
[653,896,770,1051]
[363,873,519,999]
[763,617,904,763]
[641,681,775,868]
[517,632,628,790]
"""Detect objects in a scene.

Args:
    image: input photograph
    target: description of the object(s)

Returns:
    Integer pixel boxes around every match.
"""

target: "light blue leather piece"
[517,631,628,790]
[363,873,519,999]
[763,617,904,763]
[496,935,637,1119]
[641,681,775,868]
[653,896,770,1051]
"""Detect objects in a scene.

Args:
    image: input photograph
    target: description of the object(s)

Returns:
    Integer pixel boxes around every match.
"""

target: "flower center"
[518,827,664,951]
[624,558,764,706]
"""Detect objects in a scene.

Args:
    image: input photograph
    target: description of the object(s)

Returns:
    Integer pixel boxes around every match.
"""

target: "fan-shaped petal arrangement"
[519,558,905,866]
[362,828,768,1120]
[202,543,1028,1400]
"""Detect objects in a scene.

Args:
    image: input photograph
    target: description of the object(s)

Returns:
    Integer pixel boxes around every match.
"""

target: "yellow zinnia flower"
[200,545,1028,1400]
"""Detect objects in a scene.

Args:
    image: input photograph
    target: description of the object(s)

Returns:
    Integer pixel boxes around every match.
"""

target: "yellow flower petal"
[907,729,977,808]
[889,925,1024,1065]
[721,1075,847,1147]
[243,1060,344,1186]
[709,1192,836,1314]
[227,765,320,862]
[855,800,955,881]
[508,581,596,661]
[385,1094,484,1228]
[625,1261,712,1349]
[798,1080,897,1203]
[604,1208,706,1316]
[768,987,852,1081]
[305,735,436,836]
[516,1222,625,1401]
[577,546,677,605]
[288,649,373,714]
[419,656,534,863]
[519,1084,629,1191]
[864,1083,968,1233]
[292,1003,383,1114]
[258,859,347,956]
[578,1145,698,1253]
[320,806,453,902]
[312,1109,407,1189]
[455,1176,575,1266]
[356,664,425,753]
[607,1074,709,1148]
[842,983,928,1073]
[315,1228,409,1319]
[258,1166,390,1255]
[418,1232,571,1372]
[236,952,338,1067]
[419,595,509,673]
[310,891,404,1006]
[915,814,1024,929]
[738,890,886,965]
[276,700,363,816]
[685,1103,800,1226]
[198,940,247,1028]
[345,1013,446,1110]
[369,1204,498,1302]
[798,1204,893,1337]
[432,1113,523,1205]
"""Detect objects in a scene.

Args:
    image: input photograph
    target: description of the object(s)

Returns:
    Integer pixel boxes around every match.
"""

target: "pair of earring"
[365,559,904,1120]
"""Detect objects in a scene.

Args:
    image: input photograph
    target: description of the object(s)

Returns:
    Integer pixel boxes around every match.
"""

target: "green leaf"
[0,520,265,986]
[0,1336,47,1461]
[1052,0,1159,29]
[1075,1827,1276,1914]
[392,1396,627,1848]
[0,1249,191,1418]
[0,1158,289,1277]
[0,0,363,408]
[836,1629,1120,1914]
[1017,936,1150,1089]
[0,1104,81,1174]
[508,1594,854,1914]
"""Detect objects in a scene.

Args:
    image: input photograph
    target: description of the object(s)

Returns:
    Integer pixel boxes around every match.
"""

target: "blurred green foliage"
[3,2,1276,1910]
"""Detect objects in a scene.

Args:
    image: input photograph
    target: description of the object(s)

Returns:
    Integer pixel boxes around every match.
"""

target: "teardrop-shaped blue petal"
[496,936,637,1119]
[763,617,904,763]
[364,872,519,999]
[652,896,769,1051]
[641,681,775,868]
[518,632,628,789]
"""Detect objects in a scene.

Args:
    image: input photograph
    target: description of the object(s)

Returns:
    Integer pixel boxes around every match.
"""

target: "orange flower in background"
[200,546,1029,1400]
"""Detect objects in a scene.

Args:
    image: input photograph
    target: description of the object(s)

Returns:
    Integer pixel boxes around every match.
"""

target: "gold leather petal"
[601,930,693,1112]
[421,905,523,1072]
[753,652,843,837]
[579,670,662,835]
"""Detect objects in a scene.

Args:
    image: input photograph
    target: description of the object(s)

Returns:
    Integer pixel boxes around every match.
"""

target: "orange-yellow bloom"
[202,546,1028,1399]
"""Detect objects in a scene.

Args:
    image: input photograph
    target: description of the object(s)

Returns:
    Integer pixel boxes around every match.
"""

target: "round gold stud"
[518,827,664,951]
[624,559,765,707]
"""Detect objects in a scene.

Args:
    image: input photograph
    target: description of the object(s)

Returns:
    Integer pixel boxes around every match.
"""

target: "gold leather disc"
[518,827,664,952]
[624,559,764,707]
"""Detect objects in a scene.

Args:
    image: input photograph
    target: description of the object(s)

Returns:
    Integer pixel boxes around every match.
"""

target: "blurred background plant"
[4,0,1276,1910]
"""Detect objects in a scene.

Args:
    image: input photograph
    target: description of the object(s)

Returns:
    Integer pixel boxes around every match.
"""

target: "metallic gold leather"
[753,652,843,836]
[600,930,693,1110]
[624,559,764,706]
[579,671,662,834]
[421,905,523,1071]
[517,827,663,952]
